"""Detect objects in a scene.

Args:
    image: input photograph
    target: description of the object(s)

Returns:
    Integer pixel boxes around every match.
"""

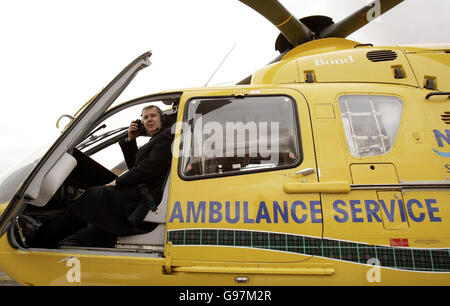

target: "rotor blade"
[239,0,314,47]
[319,0,405,38]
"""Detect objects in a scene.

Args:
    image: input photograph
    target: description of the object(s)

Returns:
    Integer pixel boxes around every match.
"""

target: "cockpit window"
[179,95,301,179]
[338,95,403,158]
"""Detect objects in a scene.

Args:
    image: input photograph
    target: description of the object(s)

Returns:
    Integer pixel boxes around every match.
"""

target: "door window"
[338,95,403,157]
[179,95,301,179]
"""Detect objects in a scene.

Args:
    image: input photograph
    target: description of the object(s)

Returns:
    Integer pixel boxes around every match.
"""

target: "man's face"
[142,107,162,136]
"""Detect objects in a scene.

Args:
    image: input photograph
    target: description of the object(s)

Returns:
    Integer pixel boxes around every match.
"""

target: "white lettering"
[367,0,381,23]
[177,119,280,162]
[315,56,355,66]
[227,121,258,158]
[66,257,81,283]
[179,290,213,303]
[203,121,223,158]
[315,59,325,66]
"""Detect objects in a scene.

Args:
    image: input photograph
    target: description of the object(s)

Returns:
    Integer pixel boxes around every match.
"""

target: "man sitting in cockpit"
[29,105,173,248]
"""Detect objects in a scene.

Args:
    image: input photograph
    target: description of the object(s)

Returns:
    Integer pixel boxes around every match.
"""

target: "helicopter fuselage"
[0,37,449,286]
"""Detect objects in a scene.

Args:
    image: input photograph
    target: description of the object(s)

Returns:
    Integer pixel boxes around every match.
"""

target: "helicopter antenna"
[204,43,236,87]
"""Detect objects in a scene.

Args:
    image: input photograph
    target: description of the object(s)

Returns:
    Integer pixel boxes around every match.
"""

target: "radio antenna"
[204,43,236,87]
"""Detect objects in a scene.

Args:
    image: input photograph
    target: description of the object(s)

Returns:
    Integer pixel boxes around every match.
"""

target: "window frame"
[177,94,304,181]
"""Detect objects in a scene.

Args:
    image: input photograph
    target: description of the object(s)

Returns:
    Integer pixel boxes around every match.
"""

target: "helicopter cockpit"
[6,95,179,251]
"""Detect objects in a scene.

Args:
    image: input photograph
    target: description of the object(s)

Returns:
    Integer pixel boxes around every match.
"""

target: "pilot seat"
[115,173,170,252]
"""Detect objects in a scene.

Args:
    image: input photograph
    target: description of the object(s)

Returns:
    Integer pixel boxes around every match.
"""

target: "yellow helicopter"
[0,0,449,287]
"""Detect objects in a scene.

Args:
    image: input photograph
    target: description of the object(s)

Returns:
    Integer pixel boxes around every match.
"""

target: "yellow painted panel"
[377,191,409,230]
[406,52,450,91]
[314,103,336,119]
[350,163,399,184]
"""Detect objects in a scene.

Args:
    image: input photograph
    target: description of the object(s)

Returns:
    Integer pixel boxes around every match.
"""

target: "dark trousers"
[30,190,119,248]
[30,203,87,248]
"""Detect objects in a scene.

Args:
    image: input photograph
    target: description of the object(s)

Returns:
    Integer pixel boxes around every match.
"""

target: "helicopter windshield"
[0,142,53,205]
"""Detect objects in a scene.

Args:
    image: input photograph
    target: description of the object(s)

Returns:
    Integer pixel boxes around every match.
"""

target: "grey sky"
[0,0,449,174]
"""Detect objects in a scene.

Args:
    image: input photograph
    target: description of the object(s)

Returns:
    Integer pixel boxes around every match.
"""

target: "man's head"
[141,105,163,136]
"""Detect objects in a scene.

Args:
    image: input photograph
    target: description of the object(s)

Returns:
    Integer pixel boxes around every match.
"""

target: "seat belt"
[128,170,170,228]
[128,184,157,227]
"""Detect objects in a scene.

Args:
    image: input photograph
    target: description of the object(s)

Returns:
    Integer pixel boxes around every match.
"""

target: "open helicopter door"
[164,87,335,281]
[0,52,152,239]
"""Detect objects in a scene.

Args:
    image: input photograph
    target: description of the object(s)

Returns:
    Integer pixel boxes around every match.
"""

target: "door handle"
[295,168,315,176]
[283,181,350,194]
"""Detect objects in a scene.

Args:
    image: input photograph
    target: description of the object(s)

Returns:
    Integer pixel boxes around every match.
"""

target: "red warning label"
[390,238,409,247]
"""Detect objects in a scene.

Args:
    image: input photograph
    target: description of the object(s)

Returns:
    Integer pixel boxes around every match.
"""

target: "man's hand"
[128,120,140,141]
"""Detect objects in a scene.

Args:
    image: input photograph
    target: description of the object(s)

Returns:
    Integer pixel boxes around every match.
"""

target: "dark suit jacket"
[117,127,173,203]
